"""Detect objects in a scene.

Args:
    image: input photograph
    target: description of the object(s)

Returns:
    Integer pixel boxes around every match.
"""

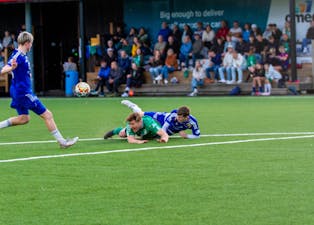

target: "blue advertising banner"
[123,0,272,42]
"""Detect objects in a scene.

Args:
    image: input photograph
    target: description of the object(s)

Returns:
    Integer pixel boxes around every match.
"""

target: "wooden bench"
[86,69,192,88]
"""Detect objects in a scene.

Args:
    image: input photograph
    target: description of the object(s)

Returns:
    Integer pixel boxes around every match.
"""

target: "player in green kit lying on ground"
[104,112,169,144]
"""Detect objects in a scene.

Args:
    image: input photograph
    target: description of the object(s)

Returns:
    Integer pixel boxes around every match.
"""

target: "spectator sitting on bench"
[189,60,205,97]
[158,48,178,85]
[118,50,131,76]
[179,35,192,68]
[148,50,164,84]
[203,48,222,83]
[249,62,265,96]
[91,59,111,96]
[108,61,124,97]
[121,62,144,97]
[262,63,282,96]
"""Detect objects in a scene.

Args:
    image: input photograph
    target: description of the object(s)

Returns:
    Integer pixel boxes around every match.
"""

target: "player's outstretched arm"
[127,135,148,144]
[179,131,200,139]
[157,129,169,143]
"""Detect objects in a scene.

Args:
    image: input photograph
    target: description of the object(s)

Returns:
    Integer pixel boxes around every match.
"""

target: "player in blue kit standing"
[121,100,200,139]
[0,31,78,148]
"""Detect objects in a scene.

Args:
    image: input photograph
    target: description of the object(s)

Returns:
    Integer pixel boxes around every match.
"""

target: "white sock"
[267,84,272,93]
[264,84,268,92]
[51,129,66,144]
[0,119,11,129]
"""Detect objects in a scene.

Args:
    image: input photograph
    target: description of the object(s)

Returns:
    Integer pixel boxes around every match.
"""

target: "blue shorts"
[11,94,47,115]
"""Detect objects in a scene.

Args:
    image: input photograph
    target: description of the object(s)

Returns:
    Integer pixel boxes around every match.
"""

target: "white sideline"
[1,132,314,146]
[1,134,314,163]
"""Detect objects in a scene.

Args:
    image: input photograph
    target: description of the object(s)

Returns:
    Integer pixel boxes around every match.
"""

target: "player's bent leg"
[104,127,124,139]
[121,100,142,113]
[9,115,30,126]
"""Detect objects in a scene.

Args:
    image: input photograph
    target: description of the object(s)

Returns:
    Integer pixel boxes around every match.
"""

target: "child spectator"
[277,45,289,71]
[249,62,265,95]
[188,60,205,96]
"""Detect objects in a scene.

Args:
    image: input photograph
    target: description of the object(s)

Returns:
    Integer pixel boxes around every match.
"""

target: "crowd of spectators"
[0,25,26,71]
[90,20,294,97]
[0,22,295,97]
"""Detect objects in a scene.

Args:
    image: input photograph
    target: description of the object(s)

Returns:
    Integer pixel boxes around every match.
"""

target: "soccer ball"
[74,82,91,97]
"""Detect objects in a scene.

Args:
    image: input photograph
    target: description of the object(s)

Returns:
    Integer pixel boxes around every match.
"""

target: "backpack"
[229,86,241,95]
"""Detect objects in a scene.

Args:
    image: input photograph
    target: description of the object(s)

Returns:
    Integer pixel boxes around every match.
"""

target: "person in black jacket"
[121,62,144,97]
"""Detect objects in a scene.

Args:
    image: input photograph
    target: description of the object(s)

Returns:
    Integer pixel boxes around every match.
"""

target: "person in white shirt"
[229,21,242,42]
[202,24,215,49]
[218,44,234,83]
[262,63,282,95]
[229,51,247,84]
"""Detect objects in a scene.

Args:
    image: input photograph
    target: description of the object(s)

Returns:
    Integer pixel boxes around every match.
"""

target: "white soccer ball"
[74,82,91,97]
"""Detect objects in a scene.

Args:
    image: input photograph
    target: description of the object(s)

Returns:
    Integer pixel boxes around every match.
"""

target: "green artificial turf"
[1,96,314,225]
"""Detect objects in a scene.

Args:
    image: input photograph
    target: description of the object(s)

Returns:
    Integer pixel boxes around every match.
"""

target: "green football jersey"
[126,116,161,139]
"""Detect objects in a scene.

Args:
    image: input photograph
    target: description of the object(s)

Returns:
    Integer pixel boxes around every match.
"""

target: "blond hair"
[126,112,142,122]
[17,31,34,45]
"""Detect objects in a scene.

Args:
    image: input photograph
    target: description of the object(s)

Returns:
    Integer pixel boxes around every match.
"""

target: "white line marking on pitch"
[0,132,314,146]
[1,134,314,163]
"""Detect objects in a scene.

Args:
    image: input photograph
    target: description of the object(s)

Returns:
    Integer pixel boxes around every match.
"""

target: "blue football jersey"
[8,49,32,97]
[144,110,200,136]
[162,110,200,136]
